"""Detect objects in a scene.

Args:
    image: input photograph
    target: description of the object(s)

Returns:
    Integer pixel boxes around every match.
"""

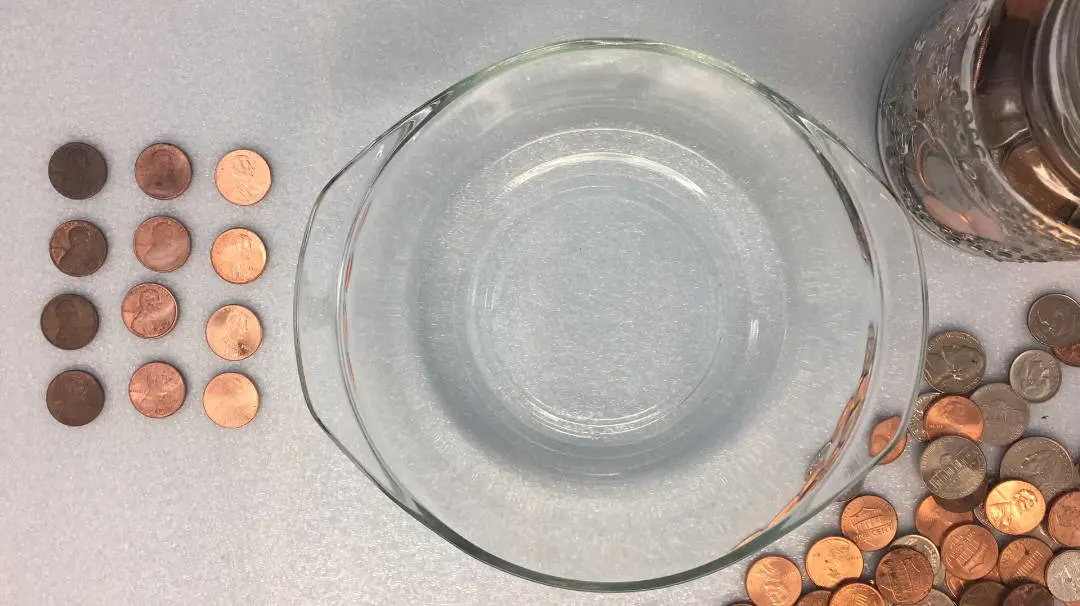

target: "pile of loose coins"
[42,141,271,429]
[728,292,1080,606]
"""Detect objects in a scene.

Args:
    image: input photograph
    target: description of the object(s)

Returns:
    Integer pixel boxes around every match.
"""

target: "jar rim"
[1028,0,1080,184]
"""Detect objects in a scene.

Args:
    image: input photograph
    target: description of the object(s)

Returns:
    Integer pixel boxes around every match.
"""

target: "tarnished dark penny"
[46,370,104,426]
[134,143,191,200]
[49,219,107,277]
[874,547,934,604]
[128,362,185,418]
[1052,342,1080,366]
[133,216,190,272]
[920,436,987,501]
[121,283,178,339]
[1003,583,1054,606]
[40,294,98,350]
[48,142,107,200]
[958,581,1007,606]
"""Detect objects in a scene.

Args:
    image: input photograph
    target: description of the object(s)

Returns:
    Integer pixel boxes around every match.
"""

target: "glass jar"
[879,0,1080,261]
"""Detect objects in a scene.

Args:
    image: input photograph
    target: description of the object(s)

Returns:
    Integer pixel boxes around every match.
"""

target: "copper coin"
[875,547,934,604]
[924,396,984,441]
[40,294,98,350]
[1003,583,1054,606]
[46,370,104,426]
[958,581,1007,606]
[128,362,185,418]
[203,372,259,429]
[828,582,885,606]
[745,555,801,606]
[1049,491,1080,547]
[945,571,969,599]
[998,536,1053,586]
[806,536,863,588]
[121,283,178,339]
[984,480,1046,535]
[48,142,107,199]
[942,524,999,580]
[210,227,267,284]
[869,416,907,464]
[134,143,191,200]
[840,495,898,552]
[916,495,975,546]
[49,219,107,277]
[205,304,262,361]
[133,216,191,272]
[214,149,271,206]
[1052,342,1080,367]
[795,590,831,606]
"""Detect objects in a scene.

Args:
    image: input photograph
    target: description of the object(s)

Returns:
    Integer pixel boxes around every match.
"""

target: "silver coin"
[1009,349,1062,403]
[934,479,988,513]
[1003,583,1054,606]
[912,589,955,606]
[920,435,988,501]
[1028,293,1080,347]
[1047,550,1080,601]
[1000,436,1078,502]
[910,392,942,443]
[970,383,1030,445]
[959,581,1007,606]
[891,534,944,587]
[923,331,986,394]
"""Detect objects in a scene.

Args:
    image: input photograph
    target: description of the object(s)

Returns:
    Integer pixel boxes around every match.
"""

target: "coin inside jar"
[128,362,185,418]
[984,479,1046,535]
[805,536,863,588]
[205,304,262,361]
[997,536,1053,586]
[46,370,105,426]
[210,227,267,284]
[969,383,1029,445]
[134,143,192,200]
[869,416,907,464]
[48,141,107,200]
[840,495,898,552]
[924,395,984,441]
[121,283,179,339]
[941,524,998,580]
[923,331,986,394]
[214,149,271,206]
[920,436,988,502]
[1028,293,1080,347]
[133,216,191,272]
[49,219,107,277]
[875,547,934,604]
[203,372,259,429]
[40,293,98,350]
[916,495,975,546]
[1049,491,1080,547]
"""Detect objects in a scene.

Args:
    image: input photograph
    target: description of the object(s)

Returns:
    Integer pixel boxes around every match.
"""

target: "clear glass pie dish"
[294,39,926,591]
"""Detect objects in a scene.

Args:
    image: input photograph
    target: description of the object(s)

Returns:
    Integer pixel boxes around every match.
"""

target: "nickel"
[924,331,986,394]
[1028,293,1080,346]
[970,383,1029,445]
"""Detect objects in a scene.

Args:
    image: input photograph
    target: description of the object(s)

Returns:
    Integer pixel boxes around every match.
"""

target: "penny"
[941,524,998,580]
[841,495,897,552]
[984,480,1046,535]
[133,216,191,272]
[869,416,906,464]
[128,362,185,418]
[205,304,262,361]
[997,536,1053,586]
[46,370,104,426]
[892,535,944,587]
[916,495,975,546]
[48,142,107,199]
[828,582,885,606]
[920,436,987,501]
[1009,350,1061,402]
[1048,551,1080,601]
[910,393,942,443]
[40,294,98,350]
[795,590,831,606]
[924,396,984,441]
[875,547,934,604]
[745,555,801,606]
[1050,491,1080,547]
[1027,521,1063,551]
[203,373,260,429]
[1052,342,1080,367]
[1003,583,1054,606]
[924,331,986,394]
[1000,436,1078,502]
[210,227,268,284]
[911,589,955,606]
[49,219,107,277]
[135,143,192,200]
[806,536,863,588]
[944,571,969,599]
[970,384,1029,445]
[214,149,271,206]
[958,581,1007,606]
[121,283,179,339]
[1030,293,1080,347]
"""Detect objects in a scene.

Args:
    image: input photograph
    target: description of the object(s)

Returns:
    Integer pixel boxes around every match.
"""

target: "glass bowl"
[295,39,926,591]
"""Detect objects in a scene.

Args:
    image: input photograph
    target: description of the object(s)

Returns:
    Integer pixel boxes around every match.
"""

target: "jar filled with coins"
[879,0,1080,261]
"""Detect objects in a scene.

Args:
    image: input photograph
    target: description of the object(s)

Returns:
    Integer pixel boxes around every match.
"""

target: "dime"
[1009,349,1061,402]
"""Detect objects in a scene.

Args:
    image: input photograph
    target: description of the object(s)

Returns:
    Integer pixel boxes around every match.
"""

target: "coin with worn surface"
[936,477,989,514]
[46,370,104,426]
[1049,491,1080,547]
[40,294,98,350]
[128,362,185,418]
[215,149,271,206]
[1000,436,1078,502]
[795,590,831,606]
[745,555,801,606]
[869,416,906,464]
[892,535,944,586]
[121,283,178,339]
[910,393,942,443]
[924,331,986,394]
[135,143,191,200]
[920,436,987,501]
[1004,583,1054,606]
[1048,551,1080,601]
[997,536,1053,586]
[916,495,975,546]
[49,219,107,277]
[205,304,262,361]
[910,589,954,606]
[1009,350,1061,402]
[806,536,863,588]
[942,524,998,580]
[984,480,1046,535]
[1052,342,1080,367]
[133,216,190,272]
[958,581,1006,606]
[828,582,885,606]
[211,227,268,284]
[48,142,107,200]
[1029,293,1080,346]
[841,495,898,552]
[924,396,984,441]
[875,547,934,604]
[203,373,259,429]
[970,384,1029,445]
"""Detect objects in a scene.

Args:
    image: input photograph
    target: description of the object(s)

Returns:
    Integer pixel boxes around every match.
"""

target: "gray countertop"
[5,0,1078,603]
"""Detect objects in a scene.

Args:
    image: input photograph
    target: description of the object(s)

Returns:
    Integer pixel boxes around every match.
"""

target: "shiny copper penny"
[795,590,831,606]
[40,294,98,350]
[134,143,191,200]
[205,304,262,361]
[841,495,898,551]
[128,362,185,418]
[49,219,107,277]
[48,142,107,199]
[916,495,975,546]
[46,370,104,426]
[828,582,885,606]
[1049,491,1080,547]
[210,227,267,284]
[203,372,259,429]
[869,416,907,464]
[1052,342,1080,367]
[998,536,1053,586]
[745,555,801,606]
[984,480,1046,535]
[945,570,969,599]
[875,547,934,604]
[805,536,863,588]
[133,216,190,272]
[958,581,1007,606]
[1003,583,1054,606]
[214,149,271,206]
[121,283,178,339]
[942,524,999,580]
[924,396,984,441]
